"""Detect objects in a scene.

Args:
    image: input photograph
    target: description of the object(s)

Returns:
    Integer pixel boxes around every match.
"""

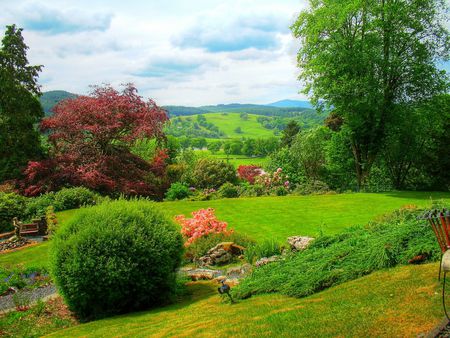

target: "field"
[179,113,277,139]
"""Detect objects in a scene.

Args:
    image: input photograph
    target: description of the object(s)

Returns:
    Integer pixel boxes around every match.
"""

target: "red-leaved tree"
[237,165,263,184]
[22,84,169,196]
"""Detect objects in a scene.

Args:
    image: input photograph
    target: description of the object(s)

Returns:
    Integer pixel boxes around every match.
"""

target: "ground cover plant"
[51,199,183,320]
[234,206,443,299]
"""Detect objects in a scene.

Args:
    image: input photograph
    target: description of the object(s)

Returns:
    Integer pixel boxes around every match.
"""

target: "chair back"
[423,209,450,253]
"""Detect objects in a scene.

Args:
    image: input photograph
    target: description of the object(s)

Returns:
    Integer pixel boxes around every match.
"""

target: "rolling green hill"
[40,90,77,115]
[168,112,325,139]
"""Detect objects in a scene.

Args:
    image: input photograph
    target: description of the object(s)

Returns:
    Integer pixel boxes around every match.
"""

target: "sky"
[0,0,309,106]
[0,0,448,106]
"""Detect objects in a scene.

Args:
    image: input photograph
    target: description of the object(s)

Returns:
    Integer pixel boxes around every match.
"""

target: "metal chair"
[423,209,450,320]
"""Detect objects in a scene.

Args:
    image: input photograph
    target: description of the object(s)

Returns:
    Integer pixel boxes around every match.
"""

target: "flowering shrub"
[237,165,263,184]
[254,168,290,193]
[175,208,231,246]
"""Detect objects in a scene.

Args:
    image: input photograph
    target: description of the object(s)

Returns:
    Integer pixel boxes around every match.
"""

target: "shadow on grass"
[94,282,217,322]
[382,191,450,201]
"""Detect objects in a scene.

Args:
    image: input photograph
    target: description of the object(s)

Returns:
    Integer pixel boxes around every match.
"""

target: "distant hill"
[40,90,77,115]
[164,103,315,117]
[267,100,313,109]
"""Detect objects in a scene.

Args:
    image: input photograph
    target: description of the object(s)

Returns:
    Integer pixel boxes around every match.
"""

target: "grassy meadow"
[181,113,277,139]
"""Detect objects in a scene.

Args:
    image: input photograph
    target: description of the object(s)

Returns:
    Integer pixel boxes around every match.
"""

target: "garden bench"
[422,209,450,320]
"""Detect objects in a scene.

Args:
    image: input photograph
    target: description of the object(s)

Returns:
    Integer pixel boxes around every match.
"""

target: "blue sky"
[0,0,448,106]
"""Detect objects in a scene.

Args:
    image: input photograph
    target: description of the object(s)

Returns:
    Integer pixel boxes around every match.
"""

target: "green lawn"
[196,150,269,167]
[161,191,450,242]
[1,192,448,270]
[45,263,444,337]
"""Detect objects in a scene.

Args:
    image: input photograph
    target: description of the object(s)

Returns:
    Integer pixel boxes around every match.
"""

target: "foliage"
[51,200,183,320]
[291,127,330,182]
[237,165,262,184]
[25,187,99,219]
[165,182,192,201]
[281,120,300,147]
[45,205,58,236]
[238,183,265,197]
[0,192,26,232]
[190,158,237,189]
[175,208,231,246]
[0,25,44,181]
[244,240,283,264]
[267,147,305,185]
[23,84,168,197]
[292,180,331,195]
[184,232,255,263]
[234,207,443,299]
[292,0,449,188]
[166,114,225,138]
[217,182,240,199]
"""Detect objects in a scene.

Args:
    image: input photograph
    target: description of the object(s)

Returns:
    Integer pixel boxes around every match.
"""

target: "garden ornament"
[217,278,233,303]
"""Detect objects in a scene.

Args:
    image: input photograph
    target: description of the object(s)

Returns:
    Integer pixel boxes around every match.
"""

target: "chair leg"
[440,253,443,281]
[443,272,450,322]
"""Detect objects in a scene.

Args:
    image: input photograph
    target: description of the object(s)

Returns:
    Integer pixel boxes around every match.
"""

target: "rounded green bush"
[217,182,240,198]
[191,159,237,189]
[51,199,183,319]
[53,187,99,210]
[165,182,191,201]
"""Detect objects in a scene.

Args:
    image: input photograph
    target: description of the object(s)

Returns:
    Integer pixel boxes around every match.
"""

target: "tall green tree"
[0,25,43,181]
[292,0,449,189]
[281,120,300,147]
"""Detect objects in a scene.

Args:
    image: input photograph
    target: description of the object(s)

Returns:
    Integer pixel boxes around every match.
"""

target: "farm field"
[178,112,277,139]
[25,263,444,337]
[1,191,448,271]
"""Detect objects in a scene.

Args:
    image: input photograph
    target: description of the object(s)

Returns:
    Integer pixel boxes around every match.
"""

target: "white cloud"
[0,0,309,105]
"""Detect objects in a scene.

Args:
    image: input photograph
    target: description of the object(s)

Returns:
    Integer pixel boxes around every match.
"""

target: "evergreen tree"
[0,25,43,181]
[281,120,300,147]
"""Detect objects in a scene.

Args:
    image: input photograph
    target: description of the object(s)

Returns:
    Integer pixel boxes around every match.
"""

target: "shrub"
[184,232,256,263]
[244,240,283,264]
[234,207,442,300]
[24,192,57,219]
[53,187,99,210]
[0,192,26,232]
[51,200,183,320]
[25,187,100,219]
[239,183,265,197]
[292,180,331,195]
[175,208,230,246]
[165,182,191,201]
[191,159,237,189]
[237,165,262,184]
[217,183,240,199]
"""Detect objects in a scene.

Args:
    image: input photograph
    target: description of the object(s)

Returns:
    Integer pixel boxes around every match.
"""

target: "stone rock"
[197,242,246,267]
[179,268,223,281]
[0,238,31,252]
[287,236,315,251]
[226,263,252,279]
[255,255,280,267]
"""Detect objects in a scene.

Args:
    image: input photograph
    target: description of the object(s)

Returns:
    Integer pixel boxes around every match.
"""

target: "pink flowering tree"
[175,208,231,246]
[255,168,289,189]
